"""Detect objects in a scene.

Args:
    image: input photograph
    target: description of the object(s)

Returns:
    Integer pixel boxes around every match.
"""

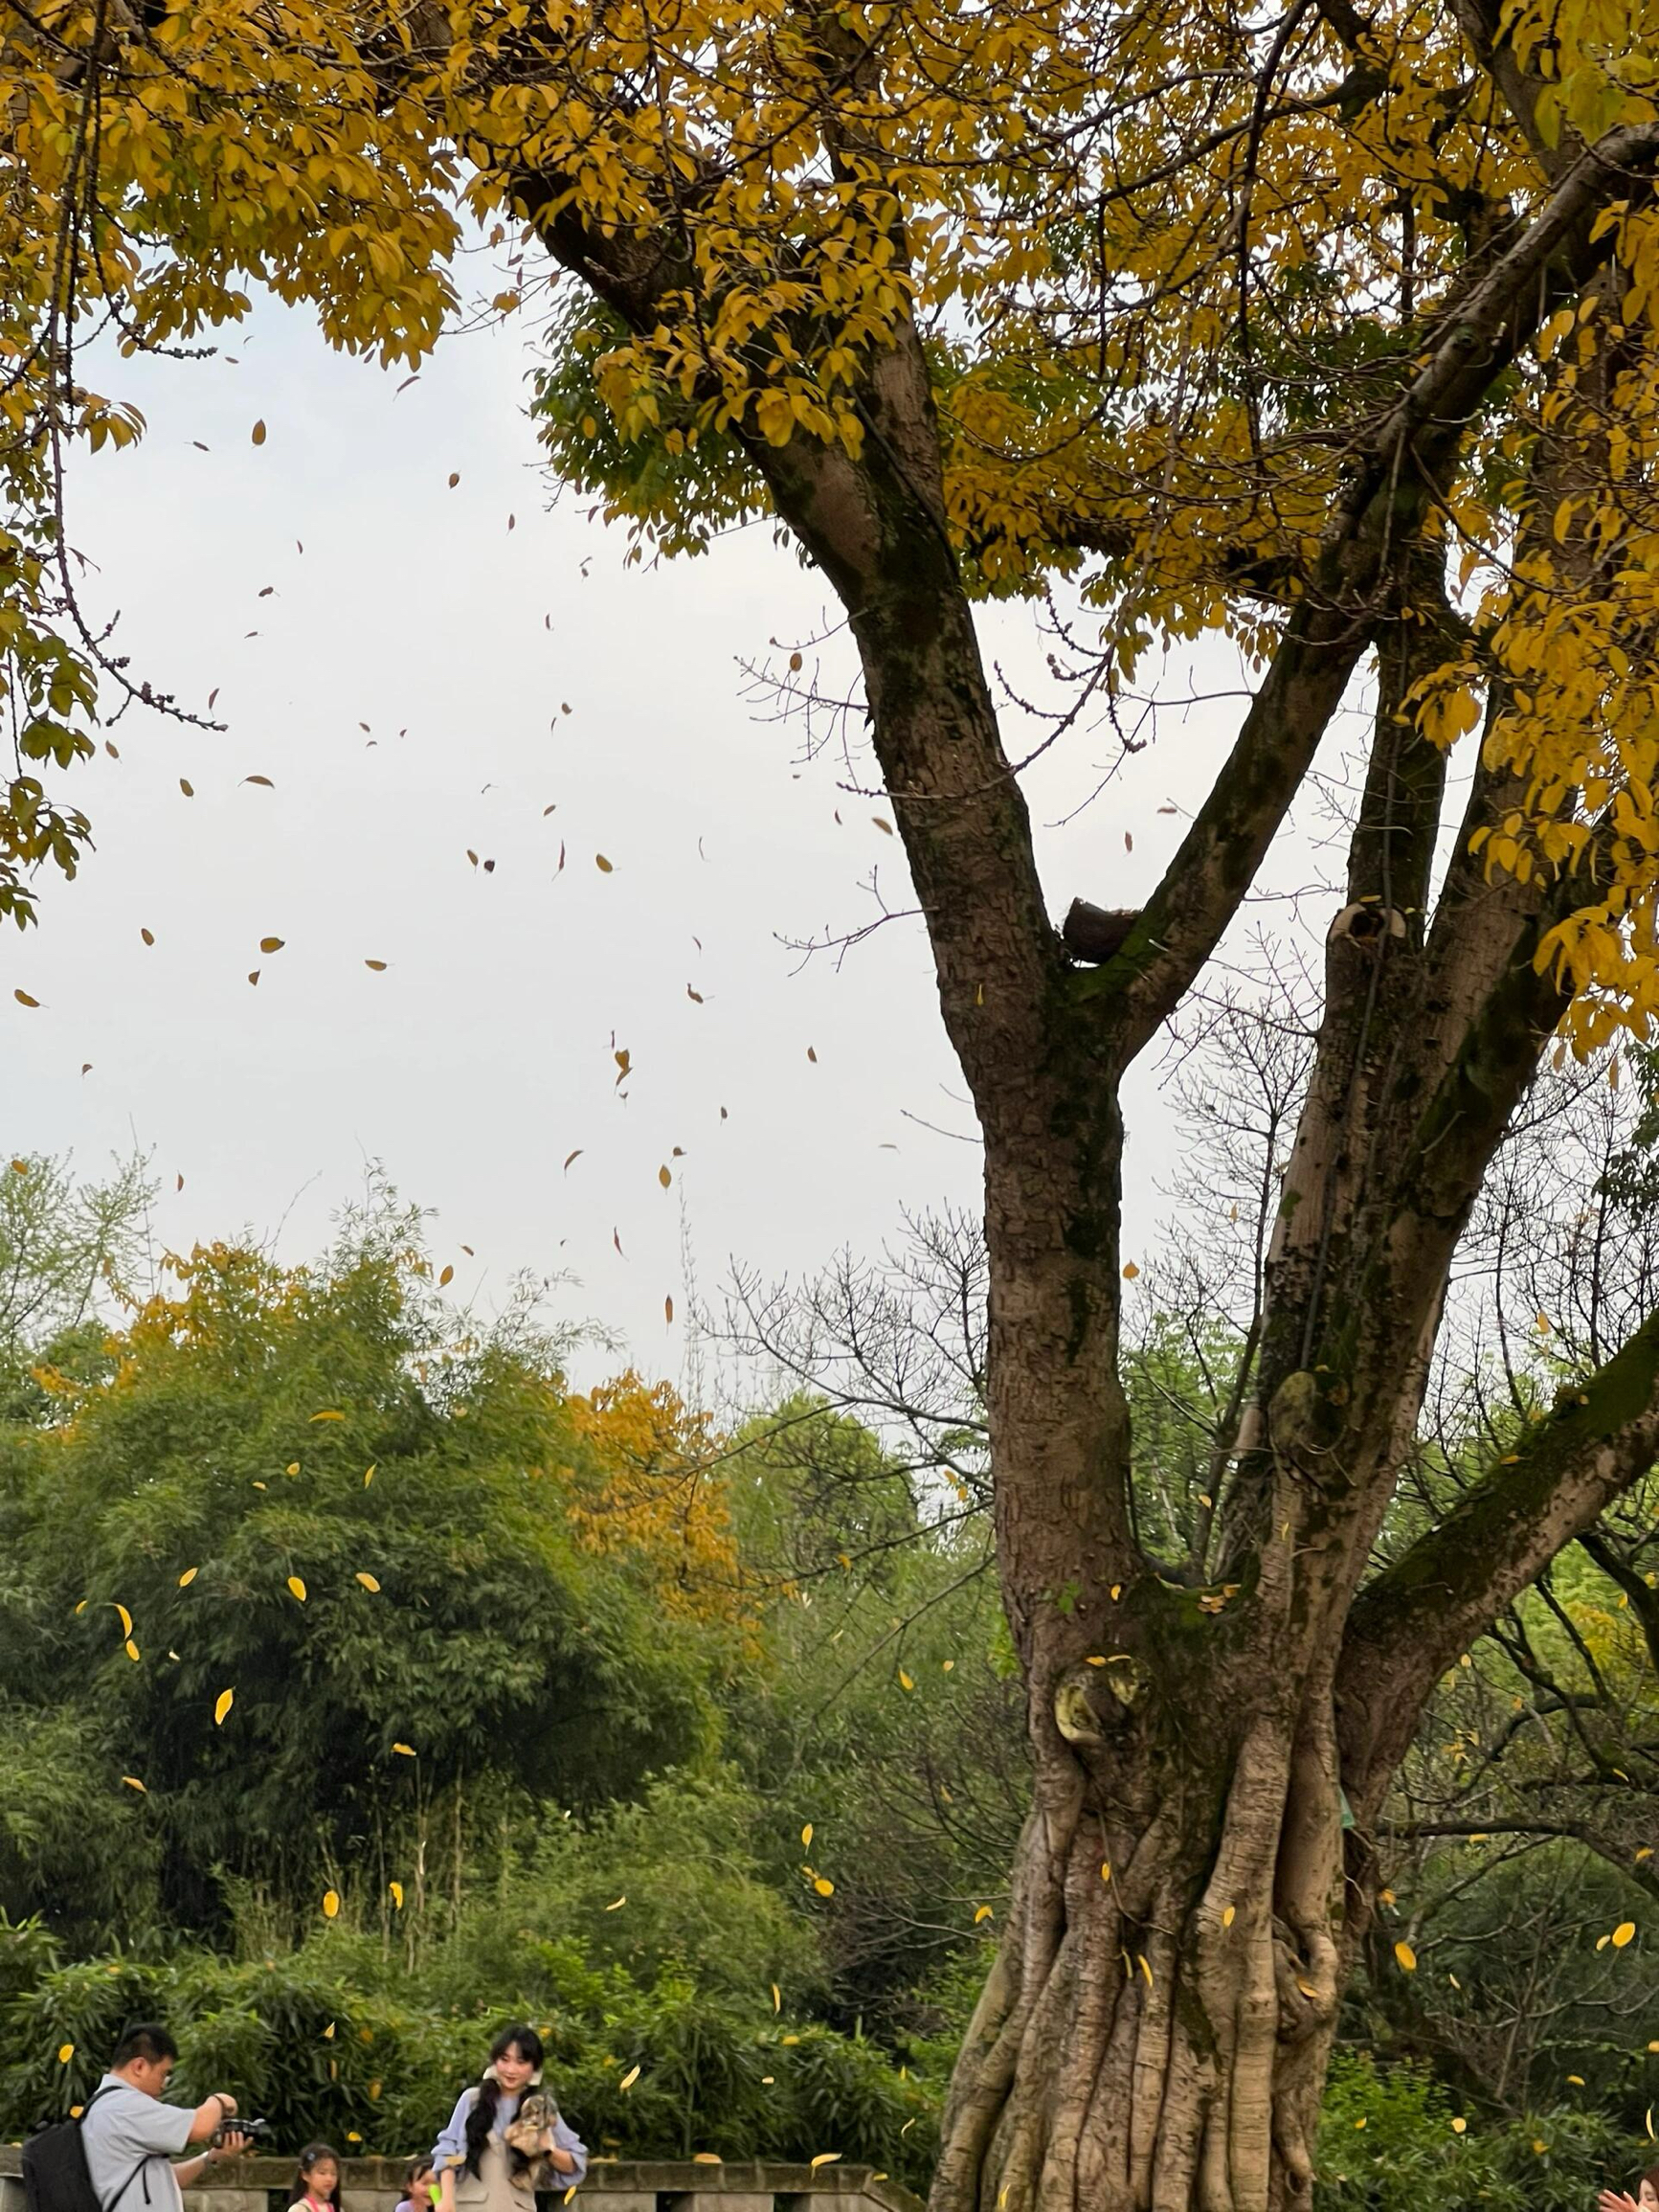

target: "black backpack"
[23,2087,151,2212]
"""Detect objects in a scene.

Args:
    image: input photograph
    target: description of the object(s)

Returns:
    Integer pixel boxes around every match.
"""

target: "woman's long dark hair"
[293,2145,343,2210]
[462,2024,546,2178]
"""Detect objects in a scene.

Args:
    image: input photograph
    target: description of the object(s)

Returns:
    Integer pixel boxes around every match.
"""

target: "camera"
[212,2118,274,2149]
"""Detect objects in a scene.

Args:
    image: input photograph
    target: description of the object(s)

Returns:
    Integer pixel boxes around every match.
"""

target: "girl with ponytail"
[433,2026,586,2212]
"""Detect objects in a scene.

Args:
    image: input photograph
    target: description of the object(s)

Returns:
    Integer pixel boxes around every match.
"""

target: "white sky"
[4,286,1334,1394]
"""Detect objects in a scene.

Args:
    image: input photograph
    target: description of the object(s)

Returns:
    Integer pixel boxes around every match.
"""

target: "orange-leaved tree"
[9,0,1659,2194]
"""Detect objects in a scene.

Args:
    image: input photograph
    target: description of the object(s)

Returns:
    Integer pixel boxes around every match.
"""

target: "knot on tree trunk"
[1061,898,1140,964]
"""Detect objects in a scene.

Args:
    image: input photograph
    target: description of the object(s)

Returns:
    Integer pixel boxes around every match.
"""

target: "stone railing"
[0,2154,923,2212]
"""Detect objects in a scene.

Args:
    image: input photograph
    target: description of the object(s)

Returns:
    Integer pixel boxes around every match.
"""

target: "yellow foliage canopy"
[3,0,1659,1041]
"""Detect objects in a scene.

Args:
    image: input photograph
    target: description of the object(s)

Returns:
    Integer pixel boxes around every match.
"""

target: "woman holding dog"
[432,2024,587,2212]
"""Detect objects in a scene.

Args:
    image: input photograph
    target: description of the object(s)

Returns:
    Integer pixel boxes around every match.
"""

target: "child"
[396,2158,437,2212]
[1598,2168,1659,2212]
[288,2144,344,2212]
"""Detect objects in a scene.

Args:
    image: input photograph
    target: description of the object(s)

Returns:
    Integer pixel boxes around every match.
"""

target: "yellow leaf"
[801,1823,813,1846]
[810,2156,841,2171]
[606,1895,626,1910]
[664,1296,674,1324]
[392,1742,415,1756]
[122,1776,146,1793]
[595,854,613,872]
[323,2024,335,2039]
[213,1688,234,1725]
[58,2044,74,2065]
[365,959,389,972]
[1122,1261,1140,1279]
[1451,2118,1467,2134]
[898,1669,914,1691]
[259,937,284,954]
[178,1567,197,1588]
[356,1572,381,1591]
[618,2065,640,2091]
[310,1410,345,1422]
[974,1905,993,1923]
[814,1876,835,1896]
[1138,1954,1152,1985]
[251,419,267,445]
[1394,1941,1417,1972]
[439,1264,455,1287]
[389,1882,404,1909]
[364,1465,376,1486]
[115,1604,133,1637]
[13,990,39,1007]
[1614,1921,1637,1948]
[1567,2075,1584,2087]
[1100,1862,1111,1884]
[287,1576,307,1602]
[771,1984,780,2013]
[692,2155,721,2165]
[124,1638,140,1661]
[286,1461,300,1475]
[1222,1905,1236,1928]
[323,1890,341,1918]
[659,1165,671,1188]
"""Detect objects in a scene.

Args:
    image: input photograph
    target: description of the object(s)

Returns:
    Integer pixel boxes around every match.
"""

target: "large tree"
[9,0,1659,2198]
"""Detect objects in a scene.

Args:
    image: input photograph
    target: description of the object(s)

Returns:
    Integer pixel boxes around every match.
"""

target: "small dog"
[504,2091,561,2194]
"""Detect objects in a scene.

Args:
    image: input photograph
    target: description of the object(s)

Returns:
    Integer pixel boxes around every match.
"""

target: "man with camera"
[79,2024,252,2212]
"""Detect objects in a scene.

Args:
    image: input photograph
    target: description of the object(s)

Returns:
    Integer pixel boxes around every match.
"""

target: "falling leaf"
[389,1882,404,1909]
[179,1568,198,1588]
[613,1229,625,1257]
[58,2044,74,2065]
[1394,1940,1417,1973]
[605,1894,626,1911]
[323,1890,341,1919]
[248,972,260,987]
[448,471,460,487]
[364,1465,376,1486]
[813,1876,834,1897]
[365,959,389,972]
[1450,2118,1467,2134]
[243,775,274,787]
[810,2156,841,2171]
[356,1572,381,1591]
[286,1461,300,1476]
[974,1905,993,1923]
[771,1984,780,2013]
[807,1046,818,1063]
[13,990,39,1008]
[1567,2075,1584,2088]
[659,1165,671,1188]
[1614,1921,1637,1948]
[801,1823,813,1847]
[115,1604,133,1638]
[687,986,704,1004]
[124,1638,141,1661]
[1222,1905,1236,1928]
[872,817,893,835]
[123,1776,146,1793]
[595,854,613,872]
[259,937,284,954]
[618,2065,640,2091]
[141,927,155,946]
[392,1742,415,1756]
[564,1150,584,1171]
[213,1688,235,1725]
[664,1296,674,1324]
[287,1576,307,1603]
[1100,1862,1111,1884]
[252,419,267,444]
[439,1264,455,1287]
[1122,1261,1140,1280]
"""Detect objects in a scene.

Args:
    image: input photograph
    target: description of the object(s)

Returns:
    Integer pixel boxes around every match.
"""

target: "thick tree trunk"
[933,1662,1348,2212]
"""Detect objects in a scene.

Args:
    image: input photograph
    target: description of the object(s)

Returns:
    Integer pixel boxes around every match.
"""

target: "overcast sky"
[4,286,1350,1395]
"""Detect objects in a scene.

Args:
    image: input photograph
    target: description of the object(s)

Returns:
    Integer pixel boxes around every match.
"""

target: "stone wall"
[0,2151,923,2212]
